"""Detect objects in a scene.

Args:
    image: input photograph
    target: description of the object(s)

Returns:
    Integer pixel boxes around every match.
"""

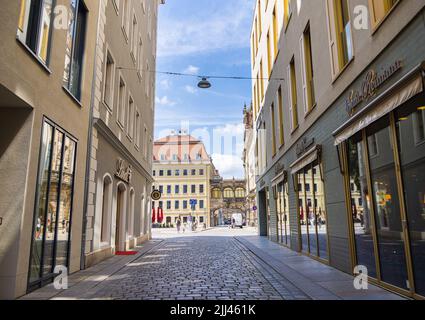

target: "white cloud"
[155,96,177,106]
[159,79,171,90]
[185,85,197,94]
[157,0,253,57]
[211,153,244,179]
[183,65,200,75]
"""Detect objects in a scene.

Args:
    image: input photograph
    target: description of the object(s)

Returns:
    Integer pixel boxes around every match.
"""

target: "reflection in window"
[396,103,425,295]
[347,134,377,278]
[29,121,76,287]
[298,161,328,259]
[367,116,408,290]
[63,0,87,100]
[17,0,54,64]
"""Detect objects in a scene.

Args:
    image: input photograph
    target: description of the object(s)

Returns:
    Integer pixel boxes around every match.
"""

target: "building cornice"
[93,118,154,183]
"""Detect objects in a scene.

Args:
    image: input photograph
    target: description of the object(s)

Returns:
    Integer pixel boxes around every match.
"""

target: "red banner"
[152,207,156,223]
[158,208,164,223]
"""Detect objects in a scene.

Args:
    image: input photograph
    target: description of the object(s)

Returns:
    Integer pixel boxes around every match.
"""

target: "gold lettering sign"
[115,158,132,184]
[346,60,402,115]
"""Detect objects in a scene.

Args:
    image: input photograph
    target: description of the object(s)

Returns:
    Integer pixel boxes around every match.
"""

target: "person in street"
[232,218,236,229]
[176,218,181,233]
[183,222,187,233]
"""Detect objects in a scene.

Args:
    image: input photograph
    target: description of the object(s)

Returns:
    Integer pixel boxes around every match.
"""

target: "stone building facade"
[250,0,425,299]
[82,0,163,268]
[210,175,247,226]
[0,0,99,298]
[152,133,214,228]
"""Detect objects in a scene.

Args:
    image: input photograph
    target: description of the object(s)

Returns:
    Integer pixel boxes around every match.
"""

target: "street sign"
[151,189,162,201]
[189,199,198,205]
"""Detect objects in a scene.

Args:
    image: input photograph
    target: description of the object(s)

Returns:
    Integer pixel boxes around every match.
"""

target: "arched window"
[223,188,234,198]
[101,175,113,243]
[212,188,222,199]
[235,187,245,198]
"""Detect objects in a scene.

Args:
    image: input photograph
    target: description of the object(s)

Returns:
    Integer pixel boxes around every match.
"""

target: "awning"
[333,64,425,145]
[290,145,321,174]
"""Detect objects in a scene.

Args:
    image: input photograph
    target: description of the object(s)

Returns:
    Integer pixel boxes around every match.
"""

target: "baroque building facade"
[250,0,425,299]
[152,133,214,228]
[210,174,247,227]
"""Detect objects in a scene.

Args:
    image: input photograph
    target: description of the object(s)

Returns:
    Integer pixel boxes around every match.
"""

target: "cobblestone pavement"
[85,234,294,300]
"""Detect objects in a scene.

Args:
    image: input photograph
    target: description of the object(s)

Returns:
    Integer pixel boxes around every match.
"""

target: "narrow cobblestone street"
[21,227,403,301]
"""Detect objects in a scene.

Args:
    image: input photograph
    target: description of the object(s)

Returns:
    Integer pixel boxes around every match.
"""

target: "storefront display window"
[297,159,328,260]
[28,120,76,290]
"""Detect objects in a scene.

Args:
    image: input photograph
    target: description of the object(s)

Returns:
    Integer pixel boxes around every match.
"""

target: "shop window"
[367,116,409,289]
[63,0,88,100]
[275,180,291,247]
[347,133,378,279]
[396,103,425,295]
[29,120,76,288]
[369,0,399,29]
[17,0,54,64]
[128,189,135,237]
[326,0,353,78]
[297,160,328,259]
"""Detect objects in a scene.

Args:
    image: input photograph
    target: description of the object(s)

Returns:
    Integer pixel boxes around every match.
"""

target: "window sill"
[304,103,317,119]
[102,101,113,114]
[121,26,129,43]
[62,86,82,108]
[16,38,52,75]
[331,56,355,85]
[117,120,125,131]
[290,125,299,135]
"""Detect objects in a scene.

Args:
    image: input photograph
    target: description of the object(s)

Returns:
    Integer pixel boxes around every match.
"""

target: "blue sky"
[155,0,255,179]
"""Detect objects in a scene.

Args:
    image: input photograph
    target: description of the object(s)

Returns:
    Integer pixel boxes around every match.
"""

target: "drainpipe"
[81,0,103,271]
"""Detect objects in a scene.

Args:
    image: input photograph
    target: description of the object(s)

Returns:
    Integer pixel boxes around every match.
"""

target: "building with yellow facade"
[152,132,214,228]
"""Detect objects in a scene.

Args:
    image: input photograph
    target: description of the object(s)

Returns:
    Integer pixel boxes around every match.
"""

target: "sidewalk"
[235,236,406,300]
[21,240,163,300]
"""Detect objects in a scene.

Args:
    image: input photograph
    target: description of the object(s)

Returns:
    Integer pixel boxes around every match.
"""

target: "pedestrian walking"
[176,218,181,233]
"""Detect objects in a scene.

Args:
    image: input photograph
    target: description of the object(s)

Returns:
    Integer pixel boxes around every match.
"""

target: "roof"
[153,134,210,162]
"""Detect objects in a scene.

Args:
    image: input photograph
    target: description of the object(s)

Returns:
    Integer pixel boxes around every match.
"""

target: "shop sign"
[115,158,132,184]
[345,60,403,115]
[296,137,315,157]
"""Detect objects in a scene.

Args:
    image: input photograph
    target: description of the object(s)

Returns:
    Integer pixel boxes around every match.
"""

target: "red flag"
[158,208,164,223]
[152,207,156,223]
